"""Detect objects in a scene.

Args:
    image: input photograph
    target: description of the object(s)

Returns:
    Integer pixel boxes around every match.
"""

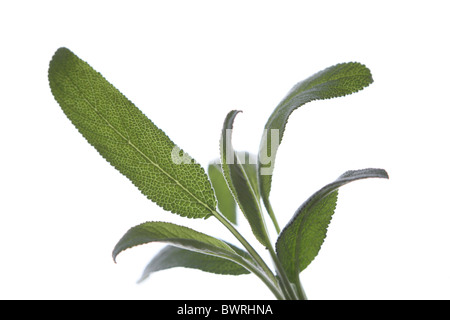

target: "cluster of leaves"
[48,48,388,299]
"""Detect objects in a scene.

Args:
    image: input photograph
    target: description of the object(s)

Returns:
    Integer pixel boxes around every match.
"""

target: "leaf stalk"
[211,209,285,299]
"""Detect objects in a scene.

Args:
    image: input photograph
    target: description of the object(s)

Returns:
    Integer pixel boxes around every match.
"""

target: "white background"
[1,1,450,300]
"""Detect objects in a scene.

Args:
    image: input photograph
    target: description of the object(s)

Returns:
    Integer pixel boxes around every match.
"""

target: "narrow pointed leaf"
[220,111,270,248]
[237,152,260,201]
[138,244,251,283]
[207,152,258,225]
[258,62,373,215]
[276,168,388,282]
[112,221,253,274]
[49,48,216,218]
[208,162,237,224]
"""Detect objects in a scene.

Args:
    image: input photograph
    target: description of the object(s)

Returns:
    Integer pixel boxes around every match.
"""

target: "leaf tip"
[339,168,389,181]
[112,249,119,264]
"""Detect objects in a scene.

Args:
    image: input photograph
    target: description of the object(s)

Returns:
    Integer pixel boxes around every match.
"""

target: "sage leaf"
[237,152,260,201]
[258,62,373,216]
[208,152,258,225]
[48,48,216,218]
[138,244,251,283]
[113,222,253,275]
[276,168,388,282]
[208,162,237,224]
[220,111,271,248]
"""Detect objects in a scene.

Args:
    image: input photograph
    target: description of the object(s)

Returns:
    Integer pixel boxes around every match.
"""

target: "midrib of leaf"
[61,71,214,216]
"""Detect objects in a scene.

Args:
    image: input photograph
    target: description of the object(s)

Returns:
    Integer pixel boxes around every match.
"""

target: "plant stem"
[237,257,285,300]
[267,246,299,300]
[264,199,281,234]
[212,210,284,298]
[294,275,307,300]
[262,197,307,299]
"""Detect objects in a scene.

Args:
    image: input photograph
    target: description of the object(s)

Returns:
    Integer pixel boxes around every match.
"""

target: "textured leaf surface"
[258,62,373,214]
[112,221,250,268]
[276,168,388,282]
[48,48,216,218]
[138,244,251,283]
[220,111,270,248]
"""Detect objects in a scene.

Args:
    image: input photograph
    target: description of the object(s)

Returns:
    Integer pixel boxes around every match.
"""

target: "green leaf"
[112,221,253,271]
[220,111,271,248]
[208,162,237,224]
[138,244,251,283]
[258,62,374,216]
[237,152,260,201]
[48,47,216,219]
[276,168,388,282]
[208,152,259,225]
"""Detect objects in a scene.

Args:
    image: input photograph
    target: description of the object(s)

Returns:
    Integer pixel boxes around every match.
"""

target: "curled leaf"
[220,111,271,248]
[276,168,388,282]
[258,62,374,218]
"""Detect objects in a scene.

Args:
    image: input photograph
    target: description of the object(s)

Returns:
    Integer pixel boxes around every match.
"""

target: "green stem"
[262,200,307,299]
[212,210,284,298]
[237,257,285,300]
[268,246,298,300]
[294,275,307,300]
[264,199,281,234]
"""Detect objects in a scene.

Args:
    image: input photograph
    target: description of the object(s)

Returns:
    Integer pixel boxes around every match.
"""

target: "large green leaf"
[276,168,388,282]
[258,63,373,216]
[49,48,216,218]
[138,244,251,283]
[220,111,271,248]
[112,222,253,273]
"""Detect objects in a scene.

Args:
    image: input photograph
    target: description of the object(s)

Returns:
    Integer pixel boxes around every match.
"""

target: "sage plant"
[49,48,388,300]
